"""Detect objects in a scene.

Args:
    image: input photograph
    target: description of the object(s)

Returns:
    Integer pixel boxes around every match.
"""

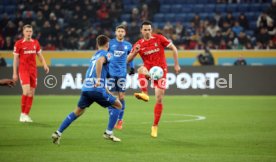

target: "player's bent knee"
[74,108,85,116]
[137,66,148,75]
[112,99,122,110]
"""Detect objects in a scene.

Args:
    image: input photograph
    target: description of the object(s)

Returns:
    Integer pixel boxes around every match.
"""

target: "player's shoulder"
[110,38,116,43]
[15,39,24,45]
[152,33,165,39]
[123,40,132,47]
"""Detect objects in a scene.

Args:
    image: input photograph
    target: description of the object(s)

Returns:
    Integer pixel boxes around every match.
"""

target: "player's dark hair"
[23,24,33,30]
[96,35,109,47]
[140,20,152,29]
[116,25,126,31]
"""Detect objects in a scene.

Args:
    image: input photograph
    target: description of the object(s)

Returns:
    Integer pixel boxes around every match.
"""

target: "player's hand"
[174,64,181,74]
[44,65,50,74]
[128,68,135,75]
[0,79,16,87]
[133,44,140,54]
[94,78,101,87]
[12,73,18,82]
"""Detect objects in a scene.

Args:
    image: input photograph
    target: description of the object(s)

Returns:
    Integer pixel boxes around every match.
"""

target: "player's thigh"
[137,66,149,75]
[21,84,31,96]
[95,91,120,109]
[118,92,125,100]
[77,91,94,110]
[112,98,122,110]
[155,87,165,103]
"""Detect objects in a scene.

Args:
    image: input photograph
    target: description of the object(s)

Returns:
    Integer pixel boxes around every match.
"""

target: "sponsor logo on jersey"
[144,48,160,55]
[24,50,36,54]
[114,50,124,57]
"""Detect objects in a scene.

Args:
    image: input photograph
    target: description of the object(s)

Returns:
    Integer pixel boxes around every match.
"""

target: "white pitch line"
[140,114,206,124]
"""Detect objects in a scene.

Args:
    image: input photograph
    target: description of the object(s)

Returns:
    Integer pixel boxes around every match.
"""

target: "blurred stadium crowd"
[0,0,275,50]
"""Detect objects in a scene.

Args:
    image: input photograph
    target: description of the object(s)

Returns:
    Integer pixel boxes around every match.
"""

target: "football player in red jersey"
[128,21,181,138]
[12,24,49,122]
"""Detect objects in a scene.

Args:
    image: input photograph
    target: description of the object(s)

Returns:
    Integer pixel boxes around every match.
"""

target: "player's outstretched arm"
[95,56,106,87]
[37,53,49,74]
[127,44,140,63]
[168,44,181,74]
[0,79,16,87]
[12,54,19,81]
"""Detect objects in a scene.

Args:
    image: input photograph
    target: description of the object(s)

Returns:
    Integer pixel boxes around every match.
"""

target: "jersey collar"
[22,38,34,42]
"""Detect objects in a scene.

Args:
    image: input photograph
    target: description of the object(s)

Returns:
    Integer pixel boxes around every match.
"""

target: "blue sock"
[58,112,78,133]
[107,107,120,132]
[118,99,125,120]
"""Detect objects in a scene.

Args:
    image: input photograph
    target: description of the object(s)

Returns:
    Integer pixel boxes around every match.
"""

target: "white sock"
[105,130,113,135]
[56,130,62,136]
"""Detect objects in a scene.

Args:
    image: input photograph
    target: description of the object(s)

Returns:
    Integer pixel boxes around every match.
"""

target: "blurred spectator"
[221,21,232,37]
[207,21,220,37]
[257,12,274,29]
[238,32,250,48]
[268,40,276,49]
[197,48,214,65]
[2,37,13,50]
[130,7,140,22]
[232,21,243,36]
[266,0,276,21]
[192,14,201,28]
[238,13,249,30]
[224,12,235,27]
[256,27,271,46]
[141,4,149,21]
[234,56,247,66]
[0,57,7,67]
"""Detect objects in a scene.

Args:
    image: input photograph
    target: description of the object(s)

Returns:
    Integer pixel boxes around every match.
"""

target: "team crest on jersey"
[155,43,158,47]
[107,52,112,60]
[34,45,36,49]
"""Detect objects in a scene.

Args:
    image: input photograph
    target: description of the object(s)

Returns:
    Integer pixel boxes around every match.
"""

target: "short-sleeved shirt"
[13,39,41,73]
[108,38,132,77]
[131,34,171,69]
[82,50,111,92]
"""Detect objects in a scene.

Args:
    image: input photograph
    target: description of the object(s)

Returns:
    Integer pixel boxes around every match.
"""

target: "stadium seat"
[246,12,257,22]
[249,21,257,30]
[232,12,240,19]
[121,14,130,22]
[160,5,171,13]
[238,4,249,12]
[249,3,261,12]
[199,13,210,20]
[226,4,238,12]
[164,14,176,22]
[4,6,16,14]
[175,14,186,22]
[215,4,227,13]
[245,30,254,37]
[261,3,270,12]
[181,6,192,13]
[154,13,165,22]
[0,6,4,13]
[193,4,204,13]
[171,5,182,13]
[204,4,215,13]
[124,5,135,13]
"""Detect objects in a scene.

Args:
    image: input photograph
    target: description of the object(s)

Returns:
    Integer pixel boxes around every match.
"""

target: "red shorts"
[19,71,37,88]
[145,65,167,90]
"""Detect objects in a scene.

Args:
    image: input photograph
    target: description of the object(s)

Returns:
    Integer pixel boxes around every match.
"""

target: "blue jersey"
[108,38,133,77]
[82,50,111,92]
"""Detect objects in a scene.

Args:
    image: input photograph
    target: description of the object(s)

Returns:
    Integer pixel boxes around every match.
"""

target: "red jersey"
[13,38,41,73]
[132,34,171,69]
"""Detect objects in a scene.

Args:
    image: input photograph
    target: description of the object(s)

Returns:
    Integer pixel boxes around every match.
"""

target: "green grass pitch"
[0,95,275,162]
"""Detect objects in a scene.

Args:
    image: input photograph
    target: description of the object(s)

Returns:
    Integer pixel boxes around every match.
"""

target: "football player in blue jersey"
[108,25,134,130]
[51,35,123,144]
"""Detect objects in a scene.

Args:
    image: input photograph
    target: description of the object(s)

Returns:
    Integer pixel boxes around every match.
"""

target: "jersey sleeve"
[130,42,140,54]
[158,34,172,48]
[13,42,20,56]
[104,52,112,63]
[36,40,42,54]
